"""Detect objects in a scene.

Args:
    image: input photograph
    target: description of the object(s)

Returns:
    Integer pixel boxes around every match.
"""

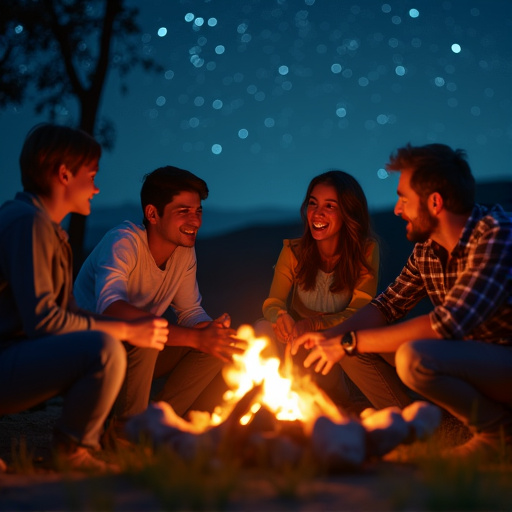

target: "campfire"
[126,325,442,470]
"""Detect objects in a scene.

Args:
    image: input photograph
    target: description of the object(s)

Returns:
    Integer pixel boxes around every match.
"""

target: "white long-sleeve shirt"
[74,221,211,327]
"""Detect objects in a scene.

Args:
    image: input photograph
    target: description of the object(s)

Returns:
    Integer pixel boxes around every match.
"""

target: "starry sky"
[1,0,511,215]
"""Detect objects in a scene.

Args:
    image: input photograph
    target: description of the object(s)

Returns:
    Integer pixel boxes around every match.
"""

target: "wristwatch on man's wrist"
[340,331,358,355]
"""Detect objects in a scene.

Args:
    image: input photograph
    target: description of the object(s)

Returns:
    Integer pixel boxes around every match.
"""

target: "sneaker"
[444,430,510,463]
[54,446,119,473]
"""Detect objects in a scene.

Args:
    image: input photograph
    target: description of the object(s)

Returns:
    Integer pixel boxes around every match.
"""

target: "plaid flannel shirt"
[372,204,512,344]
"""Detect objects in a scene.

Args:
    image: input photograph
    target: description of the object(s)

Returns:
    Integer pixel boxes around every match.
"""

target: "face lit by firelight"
[394,169,438,243]
[150,190,203,253]
[306,183,343,245]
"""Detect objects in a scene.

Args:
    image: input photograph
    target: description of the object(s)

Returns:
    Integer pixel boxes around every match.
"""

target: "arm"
[2,210,168,349]
[295,310,440,376]
[169,251,211,327]
[103,300,243,361]
[292,246,433,373]
[6,210,90,336]
[262,241,296,322]
[261,241,297,342]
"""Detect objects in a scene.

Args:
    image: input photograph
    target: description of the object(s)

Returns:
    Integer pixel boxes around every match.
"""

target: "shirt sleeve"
[262,241,296,323]
[312,240,380,330]
[170,250,211,327]
[430,219,512,339]
[371,247,428,324]
[92,231,140,314]
[3,211,90,337]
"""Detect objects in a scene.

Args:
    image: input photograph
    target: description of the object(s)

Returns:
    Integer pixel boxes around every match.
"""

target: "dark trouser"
[396,339,512,433]
[0,332,126,449]
[113,344,223,421]
[340,351,414,410]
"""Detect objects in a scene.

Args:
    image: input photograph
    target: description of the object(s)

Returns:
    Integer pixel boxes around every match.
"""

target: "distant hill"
[80,179,512,328]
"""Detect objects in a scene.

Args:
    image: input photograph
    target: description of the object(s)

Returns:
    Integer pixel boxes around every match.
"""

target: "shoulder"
[0,196,52,238]
[283,237,301,256]
[102,221,146,248]
[470,204,512,241]
[482,205,511,229]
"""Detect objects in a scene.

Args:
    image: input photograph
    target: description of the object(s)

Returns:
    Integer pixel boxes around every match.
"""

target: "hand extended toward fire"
[273,311,295,343]
[291,331,345,375]
[194,314,247,362]
[273,313,315,344]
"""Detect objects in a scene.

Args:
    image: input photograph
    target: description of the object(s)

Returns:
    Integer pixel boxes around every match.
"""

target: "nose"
[189,211,202,227]
[93,184,100,195]
[393,199,402,217]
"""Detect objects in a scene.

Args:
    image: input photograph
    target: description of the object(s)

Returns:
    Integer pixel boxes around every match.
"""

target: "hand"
[272,311,295,344]
[195,322,247,362]
[126,317,169,351]
[302,334,346,376]
[212,313,231,329]
[291,331,325,355]
[291,317,315,339]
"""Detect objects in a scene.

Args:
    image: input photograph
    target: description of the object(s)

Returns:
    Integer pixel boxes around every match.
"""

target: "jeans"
[396,339,512,432]
[0,331,126,449]
[114,344,223,420]
[340,351,414,410]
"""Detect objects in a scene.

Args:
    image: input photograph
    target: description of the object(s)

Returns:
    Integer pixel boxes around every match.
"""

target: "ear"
[57,164,72,186]
[429,192,443,215]
[144,204,158,225]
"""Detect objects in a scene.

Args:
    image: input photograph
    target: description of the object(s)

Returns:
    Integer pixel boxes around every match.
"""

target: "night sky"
[1,0,511,216]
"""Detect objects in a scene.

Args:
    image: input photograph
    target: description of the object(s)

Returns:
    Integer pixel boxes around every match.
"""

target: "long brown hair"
[295,170,375,293]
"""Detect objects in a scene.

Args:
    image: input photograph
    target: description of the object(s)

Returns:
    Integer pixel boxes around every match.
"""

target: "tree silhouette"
[1,0,162,273]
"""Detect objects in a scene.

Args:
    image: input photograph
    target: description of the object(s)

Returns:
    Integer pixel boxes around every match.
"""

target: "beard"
[406,203,439,243]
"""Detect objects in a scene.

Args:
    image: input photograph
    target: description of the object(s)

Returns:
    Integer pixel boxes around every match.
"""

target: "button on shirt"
[371,204,512,343]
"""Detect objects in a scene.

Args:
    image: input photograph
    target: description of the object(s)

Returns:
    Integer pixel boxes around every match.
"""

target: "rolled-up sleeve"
[371,250,428,324]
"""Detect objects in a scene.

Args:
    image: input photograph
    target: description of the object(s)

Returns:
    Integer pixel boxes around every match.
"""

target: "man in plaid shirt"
[292,143,512,461]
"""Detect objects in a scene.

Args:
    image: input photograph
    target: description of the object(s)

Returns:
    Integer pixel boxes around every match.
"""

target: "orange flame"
[210,325,340,429]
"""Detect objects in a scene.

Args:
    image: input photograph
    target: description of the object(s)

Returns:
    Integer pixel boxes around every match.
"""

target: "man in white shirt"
[74,166,244,432]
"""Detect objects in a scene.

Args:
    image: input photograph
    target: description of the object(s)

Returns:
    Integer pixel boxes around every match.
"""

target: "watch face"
[342,332,356,354]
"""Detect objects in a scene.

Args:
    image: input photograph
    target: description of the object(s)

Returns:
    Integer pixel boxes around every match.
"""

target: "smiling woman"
[256,170,379,412]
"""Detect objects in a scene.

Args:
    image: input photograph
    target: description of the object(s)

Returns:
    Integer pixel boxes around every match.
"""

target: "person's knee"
[395,340,430,391]
[86,331,127,376]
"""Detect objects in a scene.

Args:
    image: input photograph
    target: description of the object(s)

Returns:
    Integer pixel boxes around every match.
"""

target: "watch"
[340,331,358,355]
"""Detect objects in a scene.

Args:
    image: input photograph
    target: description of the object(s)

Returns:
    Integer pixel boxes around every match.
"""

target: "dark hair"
[140,166,209,226]
[296,170,375,294]
[19,123,101,197]
[386,143,475,214]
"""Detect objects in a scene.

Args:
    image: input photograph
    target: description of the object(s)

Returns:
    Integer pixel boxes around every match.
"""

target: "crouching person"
[0,124,168,471]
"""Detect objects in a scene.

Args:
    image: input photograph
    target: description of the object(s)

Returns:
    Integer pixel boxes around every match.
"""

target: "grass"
[4,411,512,511]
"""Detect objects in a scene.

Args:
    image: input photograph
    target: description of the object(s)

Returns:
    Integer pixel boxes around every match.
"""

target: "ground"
[1,401,512,511]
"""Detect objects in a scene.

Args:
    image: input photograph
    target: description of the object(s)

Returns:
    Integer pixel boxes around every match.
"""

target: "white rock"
[311,416,366,470]
[401,401,442,441]
[361,407,410,457]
